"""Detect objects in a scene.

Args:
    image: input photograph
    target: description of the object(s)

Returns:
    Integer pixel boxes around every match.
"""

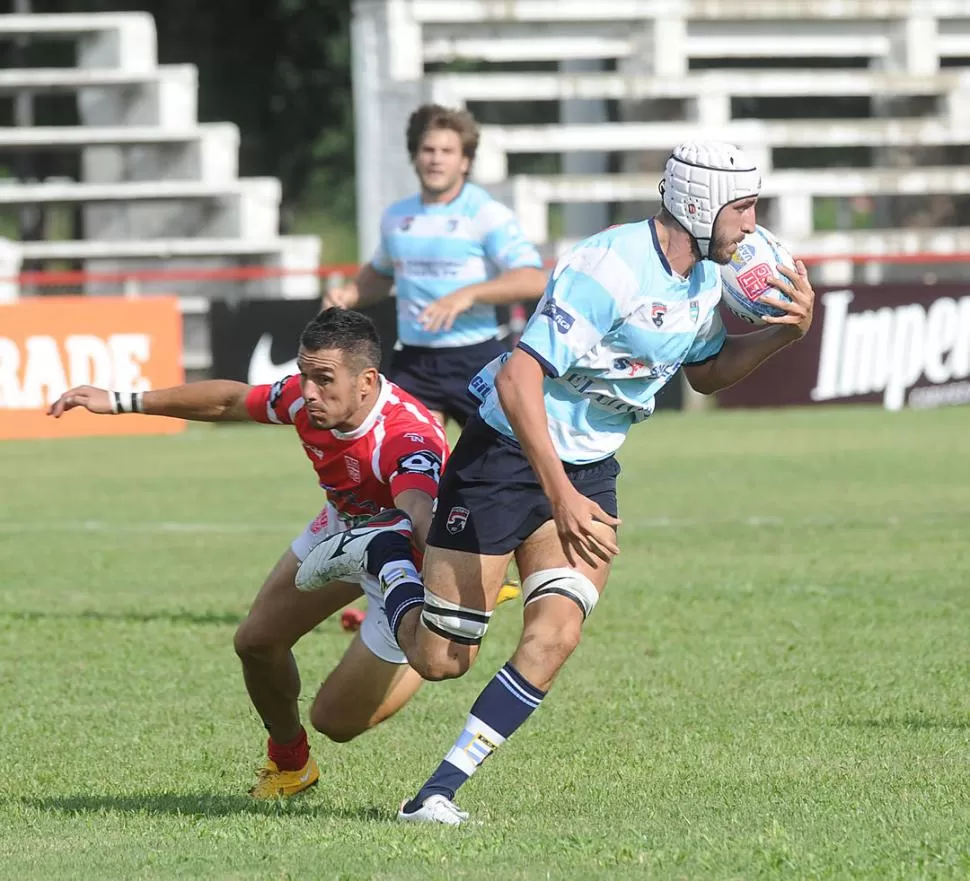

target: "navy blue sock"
[403,662,546,811]
[365,532,424,641]
[365,532,412,578]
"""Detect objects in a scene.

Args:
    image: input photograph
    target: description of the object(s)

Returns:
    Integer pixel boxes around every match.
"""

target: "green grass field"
[2,405,970,880]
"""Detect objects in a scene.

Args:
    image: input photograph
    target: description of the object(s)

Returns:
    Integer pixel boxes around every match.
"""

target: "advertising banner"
[0,296,184,440]
[209,298,399,384]
[717,284,970,410]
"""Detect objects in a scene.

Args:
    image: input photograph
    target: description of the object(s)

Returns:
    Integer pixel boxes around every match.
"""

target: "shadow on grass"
[842,714,970,731]
[2,609,244,627]
[21,792,389,822]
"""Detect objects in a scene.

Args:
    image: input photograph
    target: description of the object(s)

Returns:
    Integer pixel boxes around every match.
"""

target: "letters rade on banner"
[0,296,184,439]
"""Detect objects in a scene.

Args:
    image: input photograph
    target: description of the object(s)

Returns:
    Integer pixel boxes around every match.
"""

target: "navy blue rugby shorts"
[427,413,620,555]
[389,338,508,426]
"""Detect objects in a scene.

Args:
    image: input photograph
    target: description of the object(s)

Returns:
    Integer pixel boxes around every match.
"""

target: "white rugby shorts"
[291,503,407,665]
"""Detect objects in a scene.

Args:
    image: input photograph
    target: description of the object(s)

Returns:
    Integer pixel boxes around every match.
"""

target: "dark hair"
[299,308,382,373]
[406,103,479,165]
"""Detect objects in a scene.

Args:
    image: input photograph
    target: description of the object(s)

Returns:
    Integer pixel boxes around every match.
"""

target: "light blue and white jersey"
[470,218,726,464]
[371,182,543,348]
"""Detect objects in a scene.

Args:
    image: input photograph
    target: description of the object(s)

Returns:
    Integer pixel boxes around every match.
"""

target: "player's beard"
[305,408,333,430]
[310,386,368,432]
[708,233,740,265]
[305,401,347,430]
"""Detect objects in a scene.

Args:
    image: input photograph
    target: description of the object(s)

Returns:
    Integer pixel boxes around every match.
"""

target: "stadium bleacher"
[0,11,320,370]
[8,1,970,370]
[353,0,970,287]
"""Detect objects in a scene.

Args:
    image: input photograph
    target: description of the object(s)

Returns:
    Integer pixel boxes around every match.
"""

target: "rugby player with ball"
[298,142,817,824]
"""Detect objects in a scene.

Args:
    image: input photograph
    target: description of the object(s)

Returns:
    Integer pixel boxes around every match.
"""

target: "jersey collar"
[330,375,391,441]
[650,217,698,283]
[419,182,468,211]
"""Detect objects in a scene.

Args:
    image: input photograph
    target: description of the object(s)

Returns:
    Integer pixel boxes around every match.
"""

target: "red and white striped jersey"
[245,375,448,523]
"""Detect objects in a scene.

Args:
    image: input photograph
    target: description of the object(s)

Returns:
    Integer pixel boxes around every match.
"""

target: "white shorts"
[291,504,407,665]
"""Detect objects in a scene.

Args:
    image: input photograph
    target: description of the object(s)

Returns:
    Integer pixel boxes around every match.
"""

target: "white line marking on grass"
[0,520,302,535]
[0,512,943,537]
[631,514,936,530]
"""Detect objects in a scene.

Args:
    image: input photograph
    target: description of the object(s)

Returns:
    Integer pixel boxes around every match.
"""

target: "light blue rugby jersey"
[370,183,543,348]
[471,218,726,464]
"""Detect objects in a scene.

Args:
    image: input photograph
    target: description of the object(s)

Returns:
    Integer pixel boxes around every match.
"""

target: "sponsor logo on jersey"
[613,357,647,376]
[608,359,682,380]
[344,455,361,483]
[468,372,492,402]
[308,508,330,535]
[540,298,575,334]
[396,258,468,279]
[268,375,290,408]
[303,443,324,459]
[397,450,442,482]
[329,488,380,516]
[651,302,668,328]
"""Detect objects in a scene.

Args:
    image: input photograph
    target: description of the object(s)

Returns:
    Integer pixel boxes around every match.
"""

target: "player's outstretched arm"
[685,261,815,394]
[496,349,620,568]
[48,380,255,423]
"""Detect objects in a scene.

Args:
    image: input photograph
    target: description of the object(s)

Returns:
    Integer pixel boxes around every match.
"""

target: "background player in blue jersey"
[325,104,548,428]
[299,141,817,825]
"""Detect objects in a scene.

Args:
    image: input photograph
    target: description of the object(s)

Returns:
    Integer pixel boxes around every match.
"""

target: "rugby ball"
[720,225,795,325]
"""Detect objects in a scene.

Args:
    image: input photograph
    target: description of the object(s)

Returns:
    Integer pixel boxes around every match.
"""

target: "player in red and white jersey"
[49,309,447,799]
[246,367,446,532]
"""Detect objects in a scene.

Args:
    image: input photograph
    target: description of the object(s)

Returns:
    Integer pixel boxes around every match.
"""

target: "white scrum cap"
[660,141,761,257]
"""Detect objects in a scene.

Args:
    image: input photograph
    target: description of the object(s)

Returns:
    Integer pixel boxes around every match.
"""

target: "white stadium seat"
[475,118,970,177]
[0,178,281,239]
[0,10,321,371]
[353,0,970,272]
[427,70,970,105]
[0,64,197,94]
[0,12,310,278]
[17,235,319,263]
[0,123,236,149]
[492,167,970,248]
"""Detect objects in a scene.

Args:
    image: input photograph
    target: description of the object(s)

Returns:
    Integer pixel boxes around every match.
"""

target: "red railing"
[11,263,362,288]
[6,252,970,291]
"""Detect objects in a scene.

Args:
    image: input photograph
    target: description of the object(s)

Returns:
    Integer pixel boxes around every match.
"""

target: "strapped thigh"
[421,589,493,646]
[521,567,600,619]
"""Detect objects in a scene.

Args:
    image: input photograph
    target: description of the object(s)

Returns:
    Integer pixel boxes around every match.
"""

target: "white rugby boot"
[295,508,413,592]
[397,794,470,826]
